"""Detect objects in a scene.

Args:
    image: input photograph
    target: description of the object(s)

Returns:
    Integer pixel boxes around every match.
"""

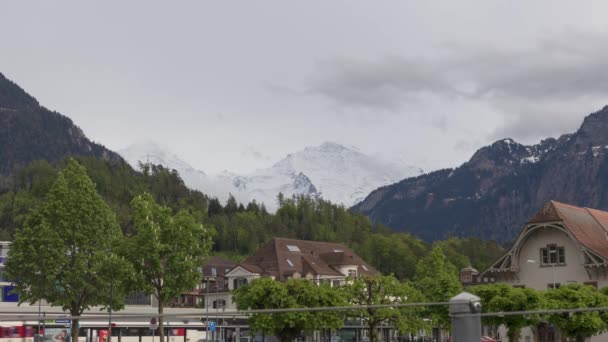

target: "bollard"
[449,292,482,342]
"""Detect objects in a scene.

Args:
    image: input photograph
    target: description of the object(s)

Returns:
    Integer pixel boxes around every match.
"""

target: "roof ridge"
[585,207,608,233]
[551,200,586,210]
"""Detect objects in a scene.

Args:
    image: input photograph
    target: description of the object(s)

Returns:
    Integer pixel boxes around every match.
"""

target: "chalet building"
[226,237,377,292]
[483,201,608,342]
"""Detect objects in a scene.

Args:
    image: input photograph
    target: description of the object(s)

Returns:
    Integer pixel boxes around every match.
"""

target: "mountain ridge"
[0,73,123,176]
[353,105,608,243]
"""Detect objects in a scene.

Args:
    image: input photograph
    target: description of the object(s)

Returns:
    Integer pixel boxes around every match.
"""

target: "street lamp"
[527,259,556,289]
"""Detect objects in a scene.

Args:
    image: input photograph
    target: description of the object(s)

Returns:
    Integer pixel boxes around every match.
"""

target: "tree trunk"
[159,301,165,342]
[508,330,519,342]
[368,321,378,342]
[575,335,585,342]
[70,311,79,342]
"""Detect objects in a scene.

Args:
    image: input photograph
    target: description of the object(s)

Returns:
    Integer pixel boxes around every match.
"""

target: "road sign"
[208,321,216,332]
[150,318,159,330]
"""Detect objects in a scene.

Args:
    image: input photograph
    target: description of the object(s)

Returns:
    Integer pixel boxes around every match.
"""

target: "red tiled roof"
[528,201,608,259]
[240,237,378,280]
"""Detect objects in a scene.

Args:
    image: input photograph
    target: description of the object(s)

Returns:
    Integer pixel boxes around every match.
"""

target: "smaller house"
[460,265,495,286]
[172,256,237,309]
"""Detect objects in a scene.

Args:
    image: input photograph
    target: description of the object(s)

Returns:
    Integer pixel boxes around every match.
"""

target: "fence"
[3,293,608,342]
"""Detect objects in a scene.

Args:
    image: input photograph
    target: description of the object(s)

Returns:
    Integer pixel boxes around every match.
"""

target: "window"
[348,269,357,278]
[213,299,226,309]
[547,283,561,289]
[234,278,248,289]
[332,280,341,287]
[541,245,565,265]
[286,245,301,252]
[286,259,294,267]
[217,278,224,290]
[211,267,217,276]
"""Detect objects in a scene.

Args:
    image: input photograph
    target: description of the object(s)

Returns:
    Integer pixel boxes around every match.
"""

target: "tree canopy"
[122,192,213,342]
[233,278,347,342]
[414,246,462,331]
[342,275,426,342]
[5,159,129,339]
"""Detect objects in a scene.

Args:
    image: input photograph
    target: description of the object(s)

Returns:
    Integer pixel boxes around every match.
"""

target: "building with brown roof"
[172,256,237,309]
[225,237,378,295]
[483,201,608,341]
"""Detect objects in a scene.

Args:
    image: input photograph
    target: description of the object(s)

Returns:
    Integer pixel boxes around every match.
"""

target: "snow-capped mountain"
[119,141,422,211]
[119,141,208,188]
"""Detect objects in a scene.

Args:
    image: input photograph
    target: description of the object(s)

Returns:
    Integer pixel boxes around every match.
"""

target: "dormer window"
[541,245,565,266]
[211,267,217,276]
[287,245,301,252]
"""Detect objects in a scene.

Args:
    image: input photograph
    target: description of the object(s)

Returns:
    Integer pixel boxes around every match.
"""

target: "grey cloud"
[308,31,608,142]
[308,57,457,110]
[310,32,608,108]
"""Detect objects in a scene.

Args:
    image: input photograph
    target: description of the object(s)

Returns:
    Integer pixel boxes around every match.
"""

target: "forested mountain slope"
[354,106,608,243]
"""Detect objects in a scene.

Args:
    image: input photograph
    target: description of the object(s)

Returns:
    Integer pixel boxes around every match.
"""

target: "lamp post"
[527,259,557,289]
[206,276,209,342]
[35,270,42,342]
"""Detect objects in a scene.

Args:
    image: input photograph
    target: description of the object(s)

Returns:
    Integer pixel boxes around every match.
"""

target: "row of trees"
[0,157,505,279]
[5,159,213,342]
[235,275,608,342]
[234,245,464,342]
[472,282,608,342]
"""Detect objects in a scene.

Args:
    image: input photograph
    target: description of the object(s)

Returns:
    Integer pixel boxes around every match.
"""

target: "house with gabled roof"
[225,237,377,294]
[483,200,608,341]
[485,200,608,289]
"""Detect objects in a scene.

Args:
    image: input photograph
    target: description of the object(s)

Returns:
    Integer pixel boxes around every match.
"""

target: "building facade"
[484,201,608,341]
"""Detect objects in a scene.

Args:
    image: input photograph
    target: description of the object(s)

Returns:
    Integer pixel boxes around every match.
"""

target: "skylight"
[362,265,368,271]
[287,245,301,252]
[333,249,344,253]
[286,259,294,267]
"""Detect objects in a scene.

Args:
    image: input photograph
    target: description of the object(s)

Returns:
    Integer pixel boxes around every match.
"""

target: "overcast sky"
[3,1,608,174]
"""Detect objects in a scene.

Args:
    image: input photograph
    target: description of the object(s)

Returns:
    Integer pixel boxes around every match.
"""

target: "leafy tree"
[122,193,213,342]
[5,159,129,340]
[546,283,608,342]
[434,237,505,272]
[233,278,346,342]
[414,246,462,333]
[343,275,426,342]
[472,284,543,341]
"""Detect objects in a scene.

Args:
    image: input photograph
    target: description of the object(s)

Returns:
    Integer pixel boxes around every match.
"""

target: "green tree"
[414,246,462,334]
[233,278,346,342]
[343,275,426,342]
[472,284,543,341]
[546,283,608,342]
[5,159,128,340]
[123,193,213,342]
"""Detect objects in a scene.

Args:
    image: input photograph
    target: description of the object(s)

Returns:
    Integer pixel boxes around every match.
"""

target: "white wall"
[510,226,602,290]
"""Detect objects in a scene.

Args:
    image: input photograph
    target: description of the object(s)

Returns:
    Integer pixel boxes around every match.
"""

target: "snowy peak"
[118,141,422,211]
[120,141,204,176]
